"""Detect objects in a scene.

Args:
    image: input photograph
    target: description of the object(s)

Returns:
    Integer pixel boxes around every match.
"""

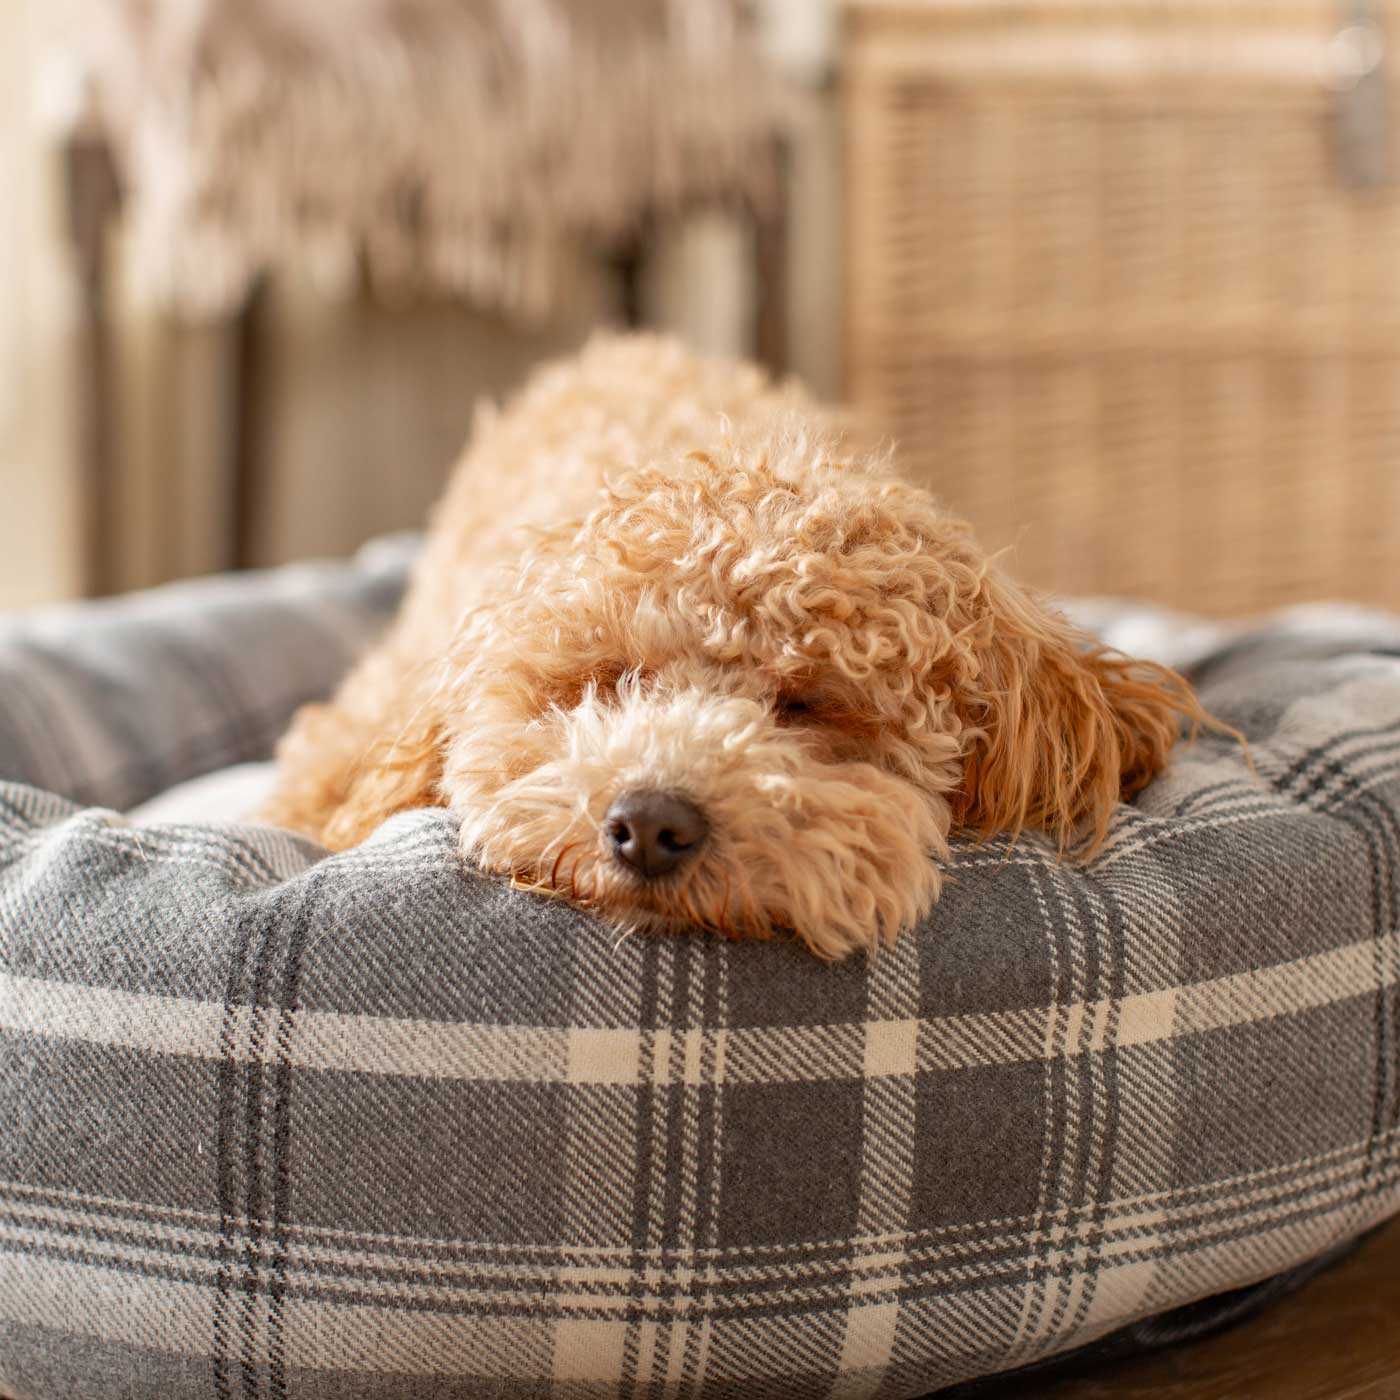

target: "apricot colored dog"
[263,335,1204,958]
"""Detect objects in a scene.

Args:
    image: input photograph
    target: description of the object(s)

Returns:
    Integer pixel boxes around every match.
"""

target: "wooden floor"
[977,1219,1400,1399]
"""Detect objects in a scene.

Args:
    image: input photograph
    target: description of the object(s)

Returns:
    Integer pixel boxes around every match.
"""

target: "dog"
[262,334,1209,959]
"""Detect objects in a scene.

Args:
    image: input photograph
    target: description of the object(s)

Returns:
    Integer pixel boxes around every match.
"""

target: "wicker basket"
[843,0,1400,616]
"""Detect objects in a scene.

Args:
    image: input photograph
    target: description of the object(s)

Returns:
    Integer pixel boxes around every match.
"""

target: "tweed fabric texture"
[2,557,1400,1397]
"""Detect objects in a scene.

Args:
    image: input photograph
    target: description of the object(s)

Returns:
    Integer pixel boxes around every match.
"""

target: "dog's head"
[349,430,1204,958]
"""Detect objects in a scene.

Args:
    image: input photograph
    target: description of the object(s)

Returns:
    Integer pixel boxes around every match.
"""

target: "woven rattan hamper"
[843,0,1400,616]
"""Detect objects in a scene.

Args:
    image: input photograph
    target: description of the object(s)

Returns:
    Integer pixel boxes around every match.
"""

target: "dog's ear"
[261,661,448,851]
[950,574,1203,854]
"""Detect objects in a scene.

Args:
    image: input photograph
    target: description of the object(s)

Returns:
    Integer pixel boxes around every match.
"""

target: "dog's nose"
[605,791,707,879]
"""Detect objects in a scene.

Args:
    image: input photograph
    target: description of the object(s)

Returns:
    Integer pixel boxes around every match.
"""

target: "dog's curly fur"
[262,334,1210,959]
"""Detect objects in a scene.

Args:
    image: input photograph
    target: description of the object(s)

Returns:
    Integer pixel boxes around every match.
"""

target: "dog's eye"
[774,694,818,724]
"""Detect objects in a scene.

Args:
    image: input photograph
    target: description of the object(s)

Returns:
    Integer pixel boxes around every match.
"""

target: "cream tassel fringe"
[73,0,783,319]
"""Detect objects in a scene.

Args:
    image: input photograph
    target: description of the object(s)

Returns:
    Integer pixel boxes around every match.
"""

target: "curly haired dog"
[263,334,1209,959]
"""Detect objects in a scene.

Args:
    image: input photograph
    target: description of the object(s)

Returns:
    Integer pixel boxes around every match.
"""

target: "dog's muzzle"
[605,790,707,879]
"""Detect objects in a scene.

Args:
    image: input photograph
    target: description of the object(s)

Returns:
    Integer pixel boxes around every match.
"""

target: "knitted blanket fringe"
[75,0,782,318]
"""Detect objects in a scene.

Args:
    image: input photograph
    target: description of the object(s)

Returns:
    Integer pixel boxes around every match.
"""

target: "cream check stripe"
[3,938,1395,1081]
[675,948,729,1391]
[834,932,920,1394]
[616,938,673,1392]
[557,946,644,1270]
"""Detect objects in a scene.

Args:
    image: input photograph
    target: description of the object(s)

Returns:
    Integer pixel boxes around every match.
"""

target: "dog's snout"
[605,791,707,879]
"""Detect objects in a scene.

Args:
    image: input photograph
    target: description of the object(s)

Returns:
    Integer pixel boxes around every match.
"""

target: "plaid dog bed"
[1,544,1399,1399]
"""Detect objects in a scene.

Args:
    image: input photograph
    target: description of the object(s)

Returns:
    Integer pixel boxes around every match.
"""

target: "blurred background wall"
[0,0,840,608]
[5,0,1398,617]
[0,4,83,606]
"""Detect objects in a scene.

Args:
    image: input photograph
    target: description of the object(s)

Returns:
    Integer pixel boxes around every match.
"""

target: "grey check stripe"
[1010,863,1080,1362]
[1,1100,1397,1333]
[1056,874,1127,1346]
[0,539,411,811]
[8,1116,1396,1272]
[2,1154,1394,1324]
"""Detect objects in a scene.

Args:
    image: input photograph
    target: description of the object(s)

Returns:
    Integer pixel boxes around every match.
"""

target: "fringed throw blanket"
[72,0,780,317]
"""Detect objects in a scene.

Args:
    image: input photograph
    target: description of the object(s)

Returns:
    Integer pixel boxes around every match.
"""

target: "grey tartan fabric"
[0,534,414,811]
[2,562,1400,1399]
